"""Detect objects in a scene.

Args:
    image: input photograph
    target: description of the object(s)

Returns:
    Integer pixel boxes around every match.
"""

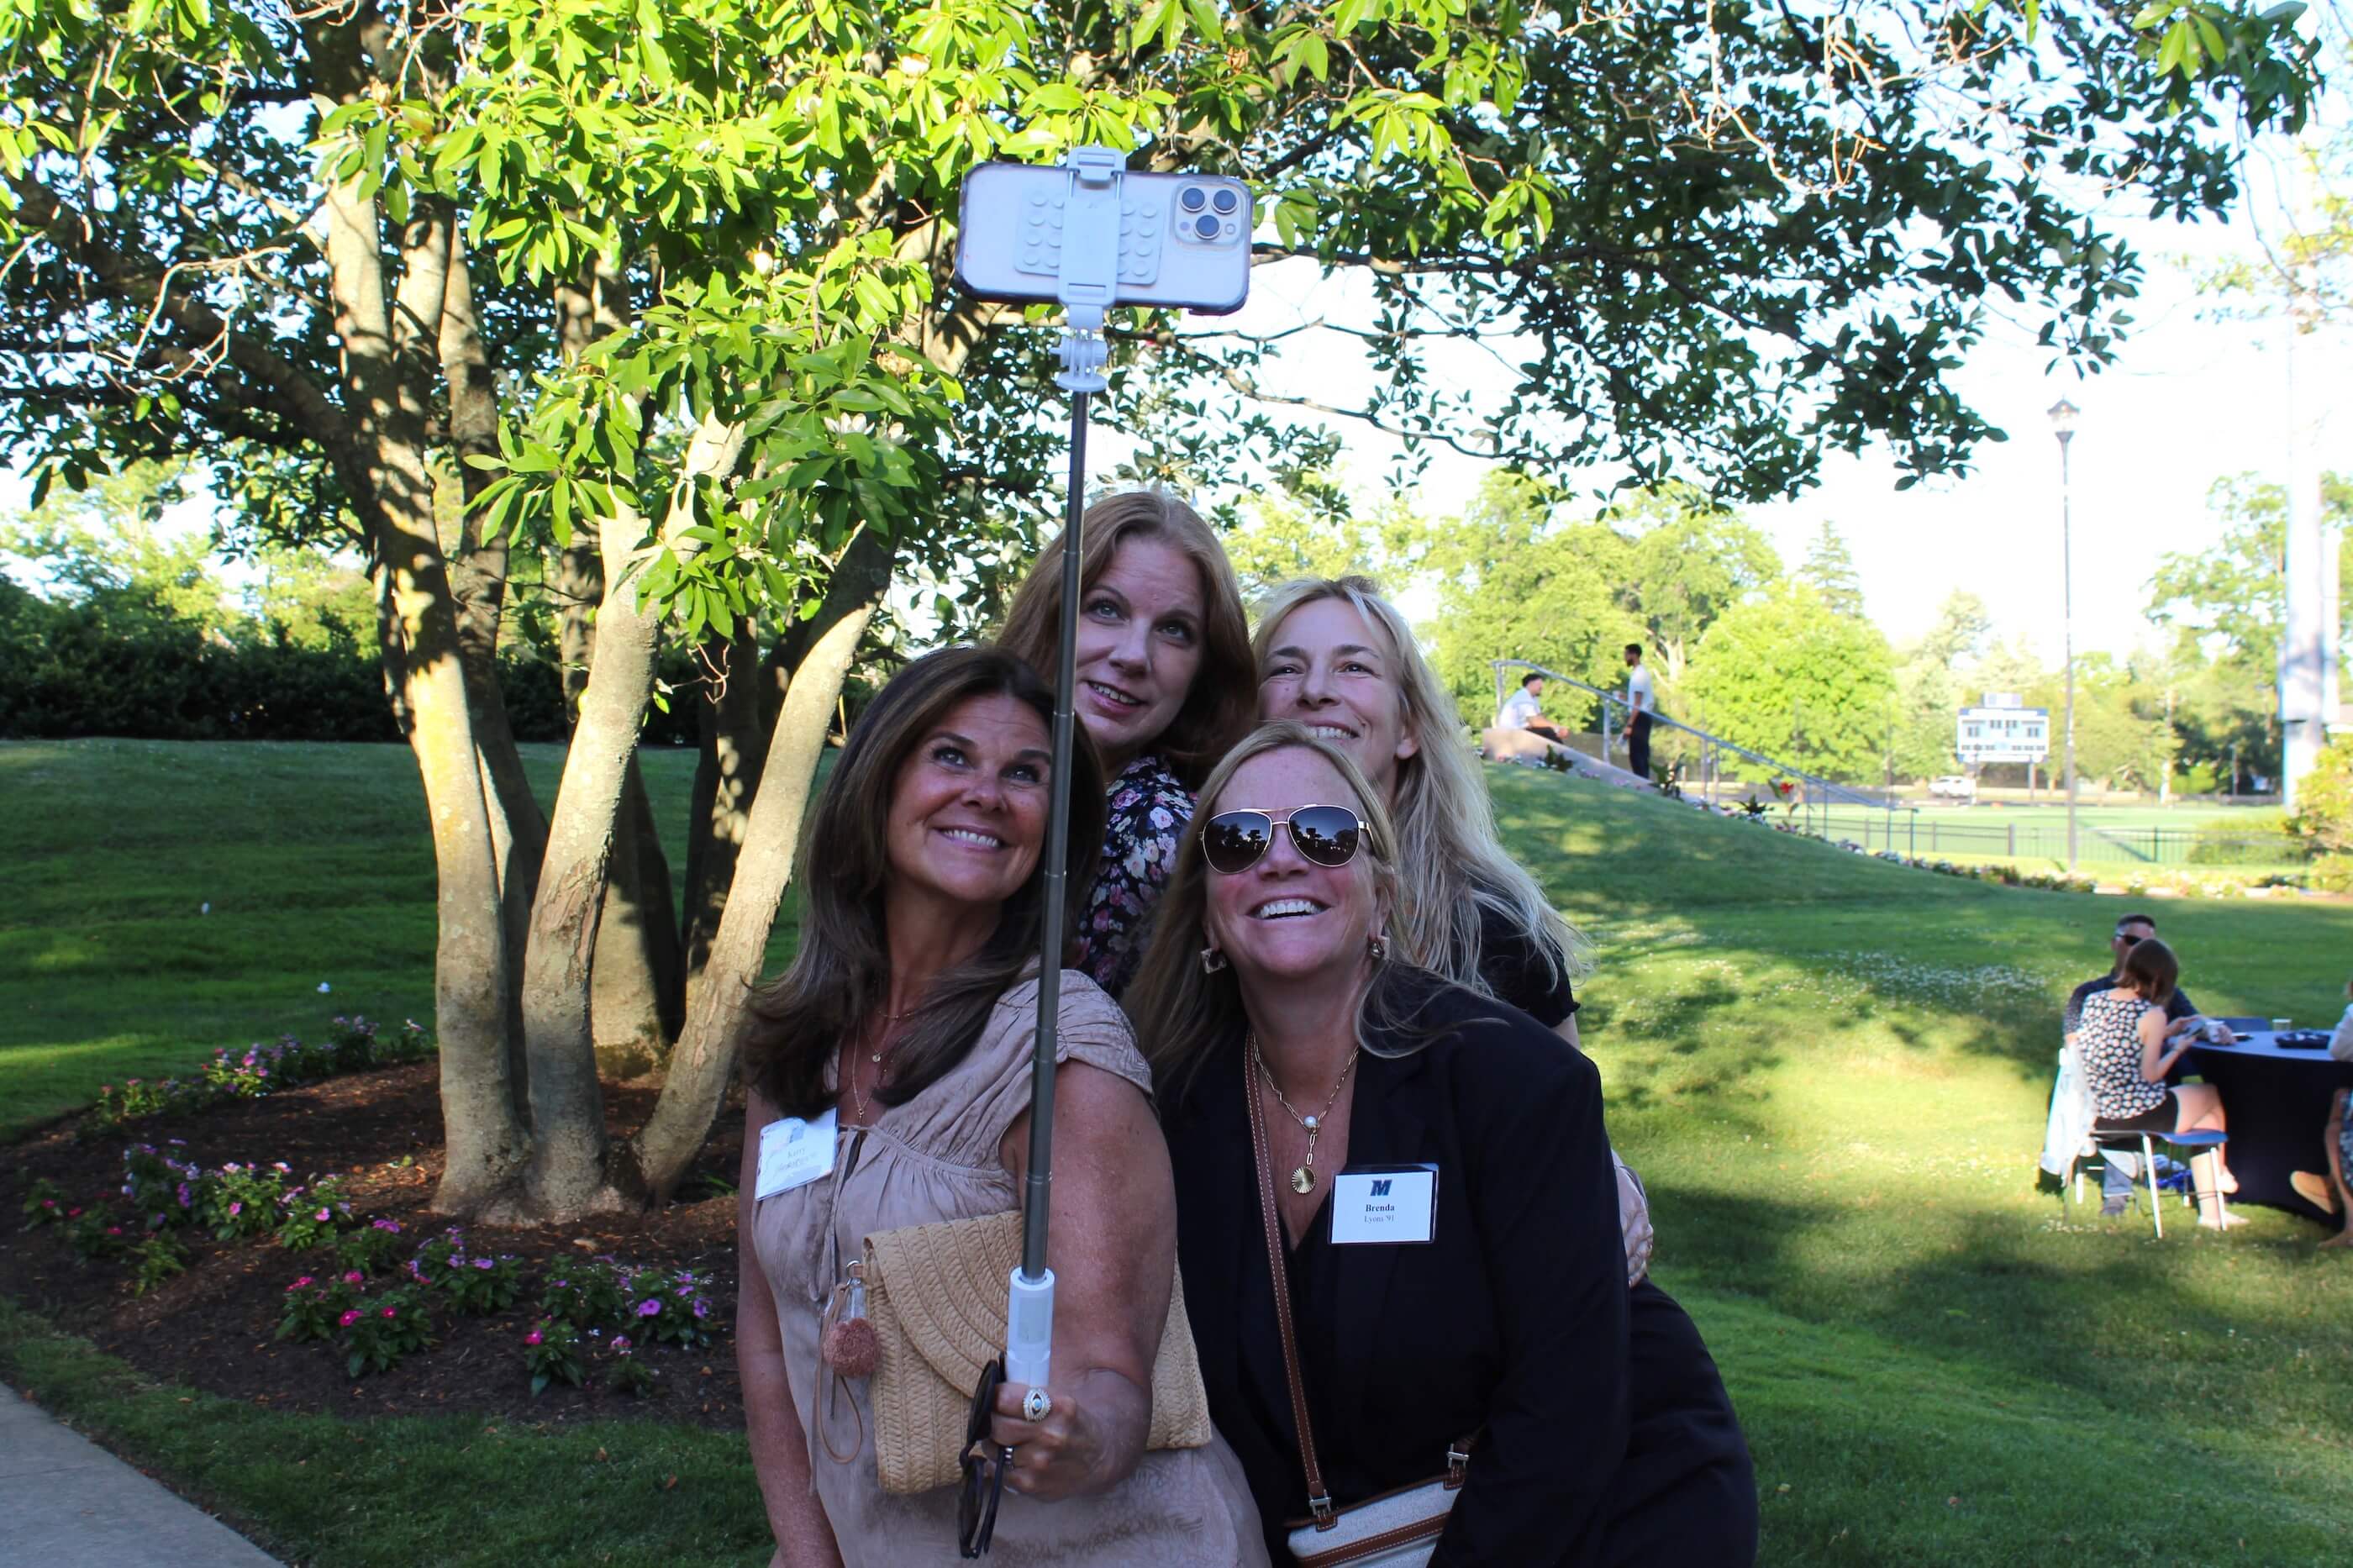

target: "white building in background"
[1956,692,2050,769]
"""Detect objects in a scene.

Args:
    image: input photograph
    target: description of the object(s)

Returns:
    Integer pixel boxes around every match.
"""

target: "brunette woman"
[734,648,1264,1566]
[1127,725,1756,1567]
[998,491,1255,997]
[2077,937,2241,1229]
[1254,575,1657,1274]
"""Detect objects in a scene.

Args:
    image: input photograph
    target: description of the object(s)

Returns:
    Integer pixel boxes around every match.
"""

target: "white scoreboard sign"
[1956,705,2050,766]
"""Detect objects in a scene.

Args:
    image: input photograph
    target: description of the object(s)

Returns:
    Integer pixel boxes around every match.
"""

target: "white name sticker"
[1329,1165,1439,1246]
[755,1109,839,1199]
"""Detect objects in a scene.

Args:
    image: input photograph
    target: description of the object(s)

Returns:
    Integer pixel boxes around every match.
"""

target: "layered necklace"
[1250,1033,1361,1195]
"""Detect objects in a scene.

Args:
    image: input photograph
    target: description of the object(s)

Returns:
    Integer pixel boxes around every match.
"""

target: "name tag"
[755,1110,838,1199]
[1329,1164,1438,1245]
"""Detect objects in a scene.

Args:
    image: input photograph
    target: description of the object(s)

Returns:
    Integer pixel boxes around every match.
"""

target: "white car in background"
[1928,775,1976,801]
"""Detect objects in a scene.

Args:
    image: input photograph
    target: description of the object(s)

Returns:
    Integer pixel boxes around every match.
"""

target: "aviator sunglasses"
[1201,805,1365,876]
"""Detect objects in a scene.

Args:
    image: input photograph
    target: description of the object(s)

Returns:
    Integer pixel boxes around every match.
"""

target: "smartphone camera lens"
[1179,187,1207,213]
[1210,187,1237,214]
[1194,214,1220,239]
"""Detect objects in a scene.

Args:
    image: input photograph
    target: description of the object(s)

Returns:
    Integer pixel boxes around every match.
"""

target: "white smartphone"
[954,160,1252,315]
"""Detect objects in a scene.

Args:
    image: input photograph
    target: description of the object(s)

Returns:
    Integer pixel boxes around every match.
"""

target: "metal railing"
[1492,659,1920,849]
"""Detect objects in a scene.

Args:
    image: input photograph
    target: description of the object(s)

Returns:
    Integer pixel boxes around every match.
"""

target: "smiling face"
[1256,597,1420,802]
[1072,534,1208,776]
[1203,746,1382,987]
[882,693,1052,921]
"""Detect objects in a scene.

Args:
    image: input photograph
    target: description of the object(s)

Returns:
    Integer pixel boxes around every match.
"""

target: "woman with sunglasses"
[1127,725,1755,1567]
[734,648,1265,1567]
[1254,576,1657,1276]
[998,491,1255,999]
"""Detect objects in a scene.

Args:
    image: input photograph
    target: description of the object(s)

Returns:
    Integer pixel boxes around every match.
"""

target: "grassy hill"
[5,739,2352,1565]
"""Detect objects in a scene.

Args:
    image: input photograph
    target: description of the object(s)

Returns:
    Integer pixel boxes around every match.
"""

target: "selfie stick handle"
[1011,146,1120,1395]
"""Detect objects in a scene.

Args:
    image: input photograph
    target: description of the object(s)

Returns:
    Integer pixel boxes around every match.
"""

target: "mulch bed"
[0,1062,750,1431]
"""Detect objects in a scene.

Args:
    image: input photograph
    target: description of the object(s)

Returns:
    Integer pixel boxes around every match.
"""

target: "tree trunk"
[513,413,744,1218]
[304,13,524,1210]
[626,528,894,1202]
[592,757,685,1073]
[681,624,766,1007]
[440,217,545,1093]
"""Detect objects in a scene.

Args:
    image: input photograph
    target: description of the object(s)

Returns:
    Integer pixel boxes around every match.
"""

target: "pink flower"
[315,1208,330,1222]
[343,1271,363,1286]
[380,1306,396,1319]
[338,1309,360,1327]
[289,1276,313,1291]
[610,1336,631,1353]
[524,1329,543,1346]
[228,1202,242,1216]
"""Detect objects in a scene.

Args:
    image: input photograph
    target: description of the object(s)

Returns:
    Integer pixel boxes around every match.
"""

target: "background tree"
[1610,486,1782,683]
[0,0,2324,1218]
[1798,522,1868,619]
[1684,582,1901,783]
[1887,590,1993,780]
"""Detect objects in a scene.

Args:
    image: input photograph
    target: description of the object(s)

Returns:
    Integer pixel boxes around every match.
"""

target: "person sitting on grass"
[1498,671,1567,745]
[2066,911,2202,1217]
[2077,937,2241,1229]
[2288,978,2353,1245]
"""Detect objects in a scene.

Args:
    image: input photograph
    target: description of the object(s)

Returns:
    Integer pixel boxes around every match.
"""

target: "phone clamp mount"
[1047,145,1125,394]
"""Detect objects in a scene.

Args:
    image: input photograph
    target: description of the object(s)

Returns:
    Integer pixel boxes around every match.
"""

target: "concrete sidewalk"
[0,1381,282,1566]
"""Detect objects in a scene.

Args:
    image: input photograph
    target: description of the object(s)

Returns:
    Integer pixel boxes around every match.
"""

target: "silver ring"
[1022,1386,1053,1423]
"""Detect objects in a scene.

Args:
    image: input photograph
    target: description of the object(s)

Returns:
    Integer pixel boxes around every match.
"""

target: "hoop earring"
[1367,932,1388,962]
[1199,945,1228,975]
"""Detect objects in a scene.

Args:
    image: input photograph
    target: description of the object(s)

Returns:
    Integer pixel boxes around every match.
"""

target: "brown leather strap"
[1245,1044,1336,1529]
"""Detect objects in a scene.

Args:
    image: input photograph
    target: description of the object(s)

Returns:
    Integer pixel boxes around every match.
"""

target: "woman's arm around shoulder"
[1433,1003,1630,1568]
[736,1085,845,1568]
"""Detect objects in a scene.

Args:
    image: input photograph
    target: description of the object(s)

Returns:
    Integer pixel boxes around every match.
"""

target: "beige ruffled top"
[747,971,1267,1566]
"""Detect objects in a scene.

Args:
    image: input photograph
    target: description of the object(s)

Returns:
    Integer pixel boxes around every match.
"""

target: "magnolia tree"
[0,0,2321,1218]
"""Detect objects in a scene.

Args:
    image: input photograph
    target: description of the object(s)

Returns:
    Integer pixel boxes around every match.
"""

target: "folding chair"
[2079,1127,2230,1239]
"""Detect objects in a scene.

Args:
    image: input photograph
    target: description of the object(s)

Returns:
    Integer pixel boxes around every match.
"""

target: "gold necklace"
[846,1017,902,1125]
[1250,1033,1359,1195]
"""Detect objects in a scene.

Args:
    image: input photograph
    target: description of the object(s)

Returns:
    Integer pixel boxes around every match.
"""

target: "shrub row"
[84,1016,434,1134]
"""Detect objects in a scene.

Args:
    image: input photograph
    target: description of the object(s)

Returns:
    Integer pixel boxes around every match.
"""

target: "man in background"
[1500,671,1566,745]
[1624,643,1655,781]
[2066,911,2202,1215]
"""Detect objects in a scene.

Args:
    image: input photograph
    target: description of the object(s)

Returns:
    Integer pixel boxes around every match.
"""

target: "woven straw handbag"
[861,1208,1213,1494]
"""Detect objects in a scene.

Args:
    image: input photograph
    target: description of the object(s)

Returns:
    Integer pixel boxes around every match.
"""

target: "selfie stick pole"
[1008,146,1121,1396]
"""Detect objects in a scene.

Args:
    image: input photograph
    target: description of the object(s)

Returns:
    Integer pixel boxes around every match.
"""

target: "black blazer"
[1166,981,1632,1567]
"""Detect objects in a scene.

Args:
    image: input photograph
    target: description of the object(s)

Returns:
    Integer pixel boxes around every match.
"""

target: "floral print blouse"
[1074,754,1193,999]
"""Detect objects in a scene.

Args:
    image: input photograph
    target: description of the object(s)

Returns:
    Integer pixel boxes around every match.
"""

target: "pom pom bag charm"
[821,1260,880,1378]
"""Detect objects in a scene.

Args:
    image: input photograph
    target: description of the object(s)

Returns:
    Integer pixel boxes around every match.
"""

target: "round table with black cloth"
[2185,1033,2353,1223]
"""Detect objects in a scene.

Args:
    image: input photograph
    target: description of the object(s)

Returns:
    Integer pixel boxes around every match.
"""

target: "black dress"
[1163,977,1756,1567]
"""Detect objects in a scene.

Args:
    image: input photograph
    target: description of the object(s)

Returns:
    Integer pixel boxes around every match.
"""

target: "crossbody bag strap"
[1245,1046,1336,1530]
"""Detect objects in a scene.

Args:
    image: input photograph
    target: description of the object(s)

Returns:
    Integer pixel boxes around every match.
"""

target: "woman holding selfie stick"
[1129,725,1755,1567]
[998,491,1255,1000]
[734,648,1264,1566]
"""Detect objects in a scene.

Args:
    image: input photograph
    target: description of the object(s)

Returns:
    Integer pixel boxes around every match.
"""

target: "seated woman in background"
[2292,979,2353,1249]
[1129,723,1756,1568]
[997,491,1255,998]
[732,647,1264,1566]
[2077,937,2240,1230]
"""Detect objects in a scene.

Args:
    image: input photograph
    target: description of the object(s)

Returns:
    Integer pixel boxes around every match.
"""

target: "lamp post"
[2048,397,2080,875]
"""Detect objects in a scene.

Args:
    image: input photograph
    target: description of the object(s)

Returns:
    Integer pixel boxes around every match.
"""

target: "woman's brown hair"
[2120,937,2180,1008]
[995,490,1253,791]
[737,646,1105,1119]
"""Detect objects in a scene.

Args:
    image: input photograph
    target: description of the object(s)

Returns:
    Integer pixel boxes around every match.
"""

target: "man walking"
[1623,643,1655,781]
[1500,671,1566,745]
[2066,912,2203,1215]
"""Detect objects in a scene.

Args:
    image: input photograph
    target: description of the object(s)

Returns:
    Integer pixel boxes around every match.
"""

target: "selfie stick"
[1008,145,1123,1396]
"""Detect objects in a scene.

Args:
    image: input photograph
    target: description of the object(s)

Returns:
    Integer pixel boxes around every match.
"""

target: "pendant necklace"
[1250,1033,1360,1195]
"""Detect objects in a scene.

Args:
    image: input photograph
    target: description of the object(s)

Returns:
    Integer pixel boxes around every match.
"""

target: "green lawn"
[6,739,2353,1565]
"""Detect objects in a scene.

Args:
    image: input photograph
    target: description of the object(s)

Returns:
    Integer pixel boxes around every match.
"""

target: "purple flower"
[471,1258,494,1271]
[692,1298,710,1319]
[372,1219,402,1234]
[524,1329,543,1346]
[636,1299,661,1318]
[610,1335,631,1353]
[228,1201,242,1216]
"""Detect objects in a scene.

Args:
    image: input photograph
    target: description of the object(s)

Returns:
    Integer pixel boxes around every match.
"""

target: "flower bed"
[84,1016,434,1134]
[1,1057,745,1429]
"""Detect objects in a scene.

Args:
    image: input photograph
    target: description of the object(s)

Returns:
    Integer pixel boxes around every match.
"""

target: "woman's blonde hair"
[1250,576,1587,1004]
[1128,723,1434,1096]
[994,489,1255,791]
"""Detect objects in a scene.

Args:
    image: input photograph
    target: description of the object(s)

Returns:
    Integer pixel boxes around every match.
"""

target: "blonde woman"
[1126,724,1755,1567]
[1252,575,1656,1274]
